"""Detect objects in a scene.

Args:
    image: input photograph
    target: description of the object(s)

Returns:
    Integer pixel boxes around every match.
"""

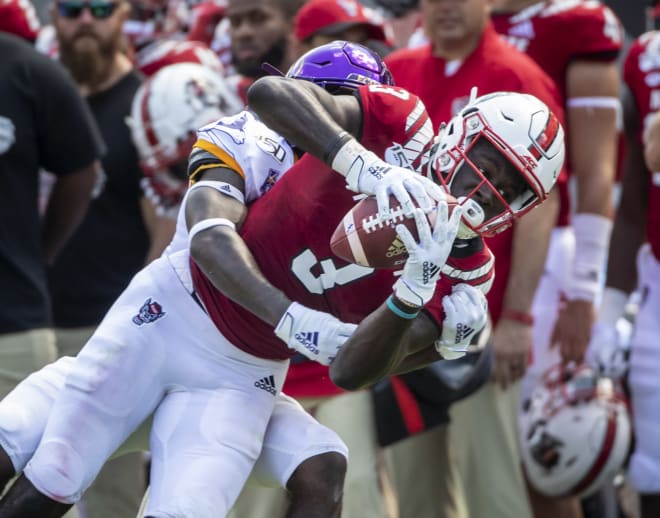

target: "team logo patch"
[259,169,279,195]
[132,298,166,325]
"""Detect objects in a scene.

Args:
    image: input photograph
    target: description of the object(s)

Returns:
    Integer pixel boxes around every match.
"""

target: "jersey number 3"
[292,249,374,294]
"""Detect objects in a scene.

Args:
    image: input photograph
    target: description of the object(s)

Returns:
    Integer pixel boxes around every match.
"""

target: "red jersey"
[190,85,494,394]
[623,32,660,261]
[385,22,565,322]
[492,0,623,227]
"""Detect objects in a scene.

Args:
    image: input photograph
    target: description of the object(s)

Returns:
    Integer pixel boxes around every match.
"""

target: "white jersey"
[165,110,296,258]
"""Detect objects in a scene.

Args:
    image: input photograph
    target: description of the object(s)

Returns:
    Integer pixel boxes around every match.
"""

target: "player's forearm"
[330,304,438,390]
[330,305,413,390]
[502,188,559,313]
[605,138,648,294]
[190,228,291,326]
[566,61,619,218]
[247,77,360,160]
[386,346,442,376]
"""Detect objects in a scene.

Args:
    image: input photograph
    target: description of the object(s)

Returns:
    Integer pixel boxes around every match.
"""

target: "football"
[330,194,458,269]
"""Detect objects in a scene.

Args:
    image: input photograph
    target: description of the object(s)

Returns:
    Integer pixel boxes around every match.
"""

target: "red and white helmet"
[128,62,242,214]
[430,90,565,238]
[124,0,192,48]
[520,363,631,498]
[187,0,227,45]
[135,39,226,77]
[0,0,41,41]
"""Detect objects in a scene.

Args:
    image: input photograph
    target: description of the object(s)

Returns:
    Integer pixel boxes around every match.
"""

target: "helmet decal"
[285,40,394,92]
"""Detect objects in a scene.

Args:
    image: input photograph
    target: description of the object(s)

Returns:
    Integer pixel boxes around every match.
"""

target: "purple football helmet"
[285,40,394,91]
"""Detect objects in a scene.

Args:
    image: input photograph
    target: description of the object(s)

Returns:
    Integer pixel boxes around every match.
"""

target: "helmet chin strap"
[456,196,484,239]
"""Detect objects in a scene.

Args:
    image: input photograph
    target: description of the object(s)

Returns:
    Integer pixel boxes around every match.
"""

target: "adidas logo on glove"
[294,331,320,356]
[454,322,474,344]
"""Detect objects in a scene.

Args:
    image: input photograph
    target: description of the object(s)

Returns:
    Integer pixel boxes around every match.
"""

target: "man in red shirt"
[588,21,660,518]
[384,0,565,516]
[491,2,623,516]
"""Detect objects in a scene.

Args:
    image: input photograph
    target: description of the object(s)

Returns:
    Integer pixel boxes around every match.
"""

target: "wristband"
[567,213,612,303]
[330,136,382,192]
[386,295,420,320]
[501,309,534,326]
[188,218,236,244]
[322,131,353,164]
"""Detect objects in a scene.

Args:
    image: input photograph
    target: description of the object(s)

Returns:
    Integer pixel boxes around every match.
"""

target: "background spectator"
[588,23,660,518]
[384,0,565,516]
[492,2,624,517]
[0,27,102,496]
[225,0,304,103]
[293,0,391,56]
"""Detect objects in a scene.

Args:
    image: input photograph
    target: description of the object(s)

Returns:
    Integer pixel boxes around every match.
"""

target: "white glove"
[434,284,488,360]
[393,203,462,307]
[331,137,446,218]
[586,321,630,379]
[274,302,357,366]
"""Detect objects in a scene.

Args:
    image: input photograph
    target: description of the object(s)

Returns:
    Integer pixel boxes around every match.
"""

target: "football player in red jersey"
[587,17,660,517]
[491,2,624,516]
[0,42,476,517]
[0,40,564,518]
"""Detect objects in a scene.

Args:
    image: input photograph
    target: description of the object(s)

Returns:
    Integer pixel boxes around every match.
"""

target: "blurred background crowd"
[0,0,658,517]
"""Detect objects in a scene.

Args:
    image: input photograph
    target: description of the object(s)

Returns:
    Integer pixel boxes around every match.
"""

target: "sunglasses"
[57,1,119,19]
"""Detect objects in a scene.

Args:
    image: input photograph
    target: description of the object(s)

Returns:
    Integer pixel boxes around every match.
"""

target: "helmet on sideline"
[429,90,565,239]
[128,62,242,215]
[519,363,631,498]
[286,40,393,92]
[135,39,226,77]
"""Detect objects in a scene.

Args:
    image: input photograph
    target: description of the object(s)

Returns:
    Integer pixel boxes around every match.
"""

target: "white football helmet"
[429,90,565,238]
[520,363,631,498]
[128,62,242,214]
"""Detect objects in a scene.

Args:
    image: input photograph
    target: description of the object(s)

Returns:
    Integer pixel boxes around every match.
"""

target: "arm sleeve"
[567,4,623,62]
[358,84,435,172]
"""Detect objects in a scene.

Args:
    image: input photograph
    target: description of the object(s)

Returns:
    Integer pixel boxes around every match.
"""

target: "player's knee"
[25,440,87,503]
[287,451,347,499]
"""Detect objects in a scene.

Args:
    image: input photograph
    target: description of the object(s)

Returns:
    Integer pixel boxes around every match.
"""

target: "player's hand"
[393,203,462,307]
[435,284,488,360]
[341,147,446,219]
[491,318,531,389]
[550,299,594,364]
[274,302,357,366]
[586,322,629,379]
